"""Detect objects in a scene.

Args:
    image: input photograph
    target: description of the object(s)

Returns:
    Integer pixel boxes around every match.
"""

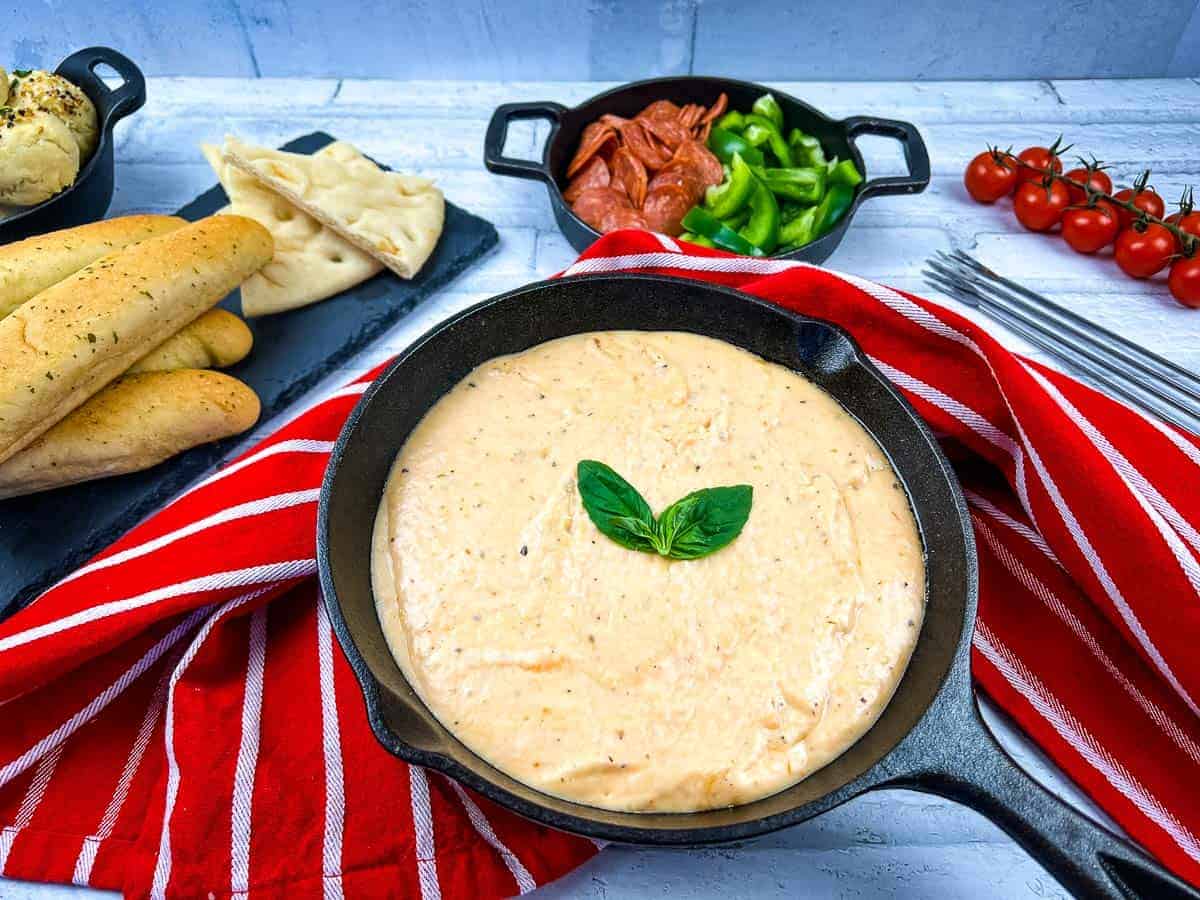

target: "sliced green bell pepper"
[751,93,785,130]
[741,121,772,148]
[779,206,817,247]
[812,183,854,238]
[707,128,765,167]
[742,114,793,167]
[679,232,715,248]
[828,158,863,188]
[715,110,745,133]
[780,201,806,224]
[738,179,781,254]
[723,208,751,231]
[787,128,827,168]
[681,207,765,256]
[704,152,756,219]
[755,166,826,204]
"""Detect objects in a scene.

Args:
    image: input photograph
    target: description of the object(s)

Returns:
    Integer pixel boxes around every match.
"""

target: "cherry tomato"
[964,148,1019,203]
[1165,188,1195,233]
[1165,211,1200,252]
[1165,209,1198,230]
[1113,172,1165,231]
[1114,224,1175,278]
[1013,180,1071,232]
[1016,145,1066,185]
[1063,167,1113,204]
[1062,203,1120,254]
[1169,257,1200,308]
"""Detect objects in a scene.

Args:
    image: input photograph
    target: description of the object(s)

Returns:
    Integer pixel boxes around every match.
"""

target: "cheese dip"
[372,331,924,812]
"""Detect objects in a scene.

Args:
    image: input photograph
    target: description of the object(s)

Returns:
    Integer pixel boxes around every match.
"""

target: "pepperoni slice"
[671,139,725,188]
[679,104,704,130]
[609,146,648,209]
[647,161,705,203]
[639,113,690,152]
[599,206,649,233]
[642,184,694,236]
[700,92,729,125]
[566,121,617,178]
[617,119,672,171]
[563,156,611,203]
[649,129,676,159]
[638,99,682,123]
[571,187,633,232]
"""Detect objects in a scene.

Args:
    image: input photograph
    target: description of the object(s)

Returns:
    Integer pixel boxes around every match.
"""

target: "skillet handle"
[484,101,566,185]
[889,695,1199,899]
[55,46,147,125]
[841,116,930,201]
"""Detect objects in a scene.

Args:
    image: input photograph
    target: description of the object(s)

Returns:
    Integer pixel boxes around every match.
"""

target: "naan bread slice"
[201,143,383,317]
[222,137,444,279]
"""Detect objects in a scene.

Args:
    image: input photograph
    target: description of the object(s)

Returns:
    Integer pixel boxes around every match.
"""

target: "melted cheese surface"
[373,331,924,811]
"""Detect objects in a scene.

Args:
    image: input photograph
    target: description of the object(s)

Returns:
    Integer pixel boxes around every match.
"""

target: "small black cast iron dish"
[0,47,146,244]
[319,275,1197,899]
[483,76,929,264]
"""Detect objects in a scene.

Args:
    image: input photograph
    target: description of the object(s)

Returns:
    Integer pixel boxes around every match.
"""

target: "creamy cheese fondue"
[372,331,924,812]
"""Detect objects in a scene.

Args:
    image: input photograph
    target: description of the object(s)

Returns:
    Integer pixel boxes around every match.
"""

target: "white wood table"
[3,77,1198,899]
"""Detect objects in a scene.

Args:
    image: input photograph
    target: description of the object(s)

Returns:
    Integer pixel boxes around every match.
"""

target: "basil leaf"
[576,460,658,553]
[657,485,753,559]
[578,460,754,560]
[12,69,31,78]
[611,515,668,553]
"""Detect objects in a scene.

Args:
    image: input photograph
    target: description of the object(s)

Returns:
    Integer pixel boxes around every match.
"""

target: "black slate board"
[0,132,498,620]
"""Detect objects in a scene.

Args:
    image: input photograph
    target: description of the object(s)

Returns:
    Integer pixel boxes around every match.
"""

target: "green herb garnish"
[12,69,31,78]
[576,460,752,560]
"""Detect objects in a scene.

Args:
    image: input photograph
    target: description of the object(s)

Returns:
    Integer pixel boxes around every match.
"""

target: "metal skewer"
[944,249,1200,403]
[925,257,1200,418]
[922,264,1200,436]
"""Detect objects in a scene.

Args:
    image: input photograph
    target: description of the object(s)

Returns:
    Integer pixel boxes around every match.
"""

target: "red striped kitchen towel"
[1,229,1198,897]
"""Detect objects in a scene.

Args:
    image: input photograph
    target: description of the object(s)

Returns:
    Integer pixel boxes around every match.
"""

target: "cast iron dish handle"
[484,101,567,184]
[841,116,930,201]
[55,46,147,127]
[888,695,1199,899]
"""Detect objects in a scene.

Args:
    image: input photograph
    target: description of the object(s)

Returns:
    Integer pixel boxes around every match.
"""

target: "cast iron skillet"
[319,275,1197,899]
[483,76,929,264]
[0,47,146,244]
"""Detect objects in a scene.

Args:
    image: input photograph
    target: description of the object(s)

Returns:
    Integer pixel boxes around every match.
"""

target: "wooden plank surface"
[3,76,1198,900]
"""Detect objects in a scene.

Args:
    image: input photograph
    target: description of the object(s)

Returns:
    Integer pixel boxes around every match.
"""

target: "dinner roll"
[0,107,79,205]
[8,70,99,160]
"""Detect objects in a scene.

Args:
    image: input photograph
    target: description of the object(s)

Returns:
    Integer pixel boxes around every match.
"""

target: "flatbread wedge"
[222,136,444,279]
[202,143,383,316]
